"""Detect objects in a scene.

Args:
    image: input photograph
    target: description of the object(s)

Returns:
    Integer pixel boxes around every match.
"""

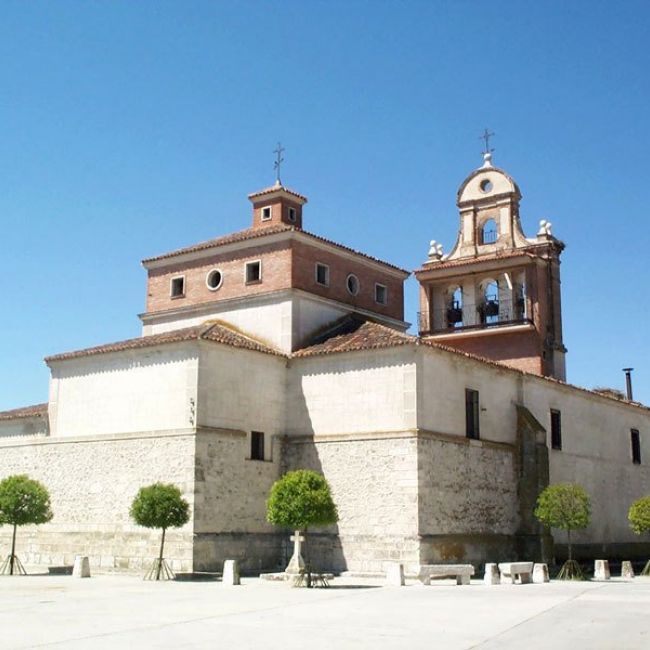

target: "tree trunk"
[567,528,572,562]
[156,527,166,581]
[304,527,311,588]
[9,523,17,576]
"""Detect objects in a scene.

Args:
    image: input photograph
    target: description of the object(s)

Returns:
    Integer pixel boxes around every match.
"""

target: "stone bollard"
[533,563,549,584]
[594,559,611,581]
[483,563,500,585]
[222,560,240,586]
[621,561,635,580]
[385,562,405,587]
[72,555,91,578]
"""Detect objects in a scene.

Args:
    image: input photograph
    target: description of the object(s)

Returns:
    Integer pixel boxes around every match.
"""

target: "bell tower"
[415,149,566,380]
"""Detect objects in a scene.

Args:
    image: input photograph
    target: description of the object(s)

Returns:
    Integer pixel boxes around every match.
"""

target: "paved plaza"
[1,573,649,649]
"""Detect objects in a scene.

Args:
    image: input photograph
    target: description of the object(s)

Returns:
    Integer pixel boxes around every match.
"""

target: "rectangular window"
[550,409,562,450]
[315,263,330,287]
[465,389,480,439]
[631,429,641,464]
[170,276,185,298]
[288,207,296,222]
[375,283,388,305]
[261,206,272,221]
[245,260,262,284]
[251,431,265,461]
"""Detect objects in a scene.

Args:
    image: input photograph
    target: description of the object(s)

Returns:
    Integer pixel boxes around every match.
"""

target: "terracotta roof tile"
[45,321,285,363]
[294,317,414,357]
[0,403,48,421]
[248,184,308,202]
[142,224,409,274]
[142,224,293,264]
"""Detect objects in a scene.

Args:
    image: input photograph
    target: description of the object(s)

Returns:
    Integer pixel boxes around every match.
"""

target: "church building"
[0,151,648,574]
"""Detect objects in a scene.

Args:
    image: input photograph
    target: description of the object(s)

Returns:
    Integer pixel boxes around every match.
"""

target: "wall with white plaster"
[48,344,198,438]
[287,348,417,437]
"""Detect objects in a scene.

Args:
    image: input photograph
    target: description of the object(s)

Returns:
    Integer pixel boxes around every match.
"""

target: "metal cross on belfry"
[273,142,285,184]
[479,128,495,154]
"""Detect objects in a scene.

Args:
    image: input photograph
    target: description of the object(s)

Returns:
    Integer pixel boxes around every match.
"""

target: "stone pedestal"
[533,563,549,583]
[621,561,635,580]
[594,559,610,581]
[483,563,500,585]
[285,531,305,575]
[222,560,240,586]
[385,563,405,586]
[72,556,90,578]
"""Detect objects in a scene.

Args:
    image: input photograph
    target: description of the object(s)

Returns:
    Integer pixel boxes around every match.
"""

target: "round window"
[479,179,493,193]
[346,274,360,296]
[206,269,223,291]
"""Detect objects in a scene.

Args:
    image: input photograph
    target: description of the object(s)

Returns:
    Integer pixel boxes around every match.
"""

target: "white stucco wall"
[287,348,417,436]
[417,347,520,445]
[48,344,199,437]
[144,297,293,352]
[197,343,286,441]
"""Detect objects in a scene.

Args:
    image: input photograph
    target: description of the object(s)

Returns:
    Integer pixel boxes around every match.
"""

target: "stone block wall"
[0,431,196,572]
[417,434,519,565]
[192,429,282,573]
[283,433,420,573]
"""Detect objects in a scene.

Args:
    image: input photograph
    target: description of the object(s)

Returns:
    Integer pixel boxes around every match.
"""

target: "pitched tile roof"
[142,224,293,264]
[294,317,415,357]
[248,184,308,202]
[0,403,48,421]
[45,321,284,363]
[142,224,409,274]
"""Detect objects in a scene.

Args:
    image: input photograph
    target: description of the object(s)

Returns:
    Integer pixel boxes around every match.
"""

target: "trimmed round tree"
[628,495,650,575]
[130,483,190,580]
[534,483,591,580]
[0,474,53,575]
[267,470,338,585]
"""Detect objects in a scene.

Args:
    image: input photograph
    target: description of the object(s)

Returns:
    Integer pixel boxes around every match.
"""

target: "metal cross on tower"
[479,128,495,154]
[273,142,285,184]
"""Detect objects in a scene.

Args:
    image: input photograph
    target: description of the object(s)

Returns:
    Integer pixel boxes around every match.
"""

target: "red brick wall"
[145,237,405,323]
[438,330,544,376]
[252,197,303,229]
[291,240,405,322]
[145,241,293,313]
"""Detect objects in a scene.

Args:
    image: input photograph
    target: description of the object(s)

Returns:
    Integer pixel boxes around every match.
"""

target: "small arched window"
[480,219,498,244]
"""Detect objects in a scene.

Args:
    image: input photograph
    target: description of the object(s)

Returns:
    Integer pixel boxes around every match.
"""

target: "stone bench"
[417,564,474,586]
[498,562,533,584]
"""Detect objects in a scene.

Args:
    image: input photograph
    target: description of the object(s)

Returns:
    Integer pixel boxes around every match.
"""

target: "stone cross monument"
[285,530,305,575]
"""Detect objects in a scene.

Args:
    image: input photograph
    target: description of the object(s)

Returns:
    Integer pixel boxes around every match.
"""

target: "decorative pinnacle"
[273,142,285,186]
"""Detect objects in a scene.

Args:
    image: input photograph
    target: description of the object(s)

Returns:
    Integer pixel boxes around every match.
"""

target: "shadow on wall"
[281,380,346,573]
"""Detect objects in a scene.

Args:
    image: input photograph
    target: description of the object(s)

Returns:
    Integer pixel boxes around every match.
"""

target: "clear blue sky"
[1,1,649,410]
